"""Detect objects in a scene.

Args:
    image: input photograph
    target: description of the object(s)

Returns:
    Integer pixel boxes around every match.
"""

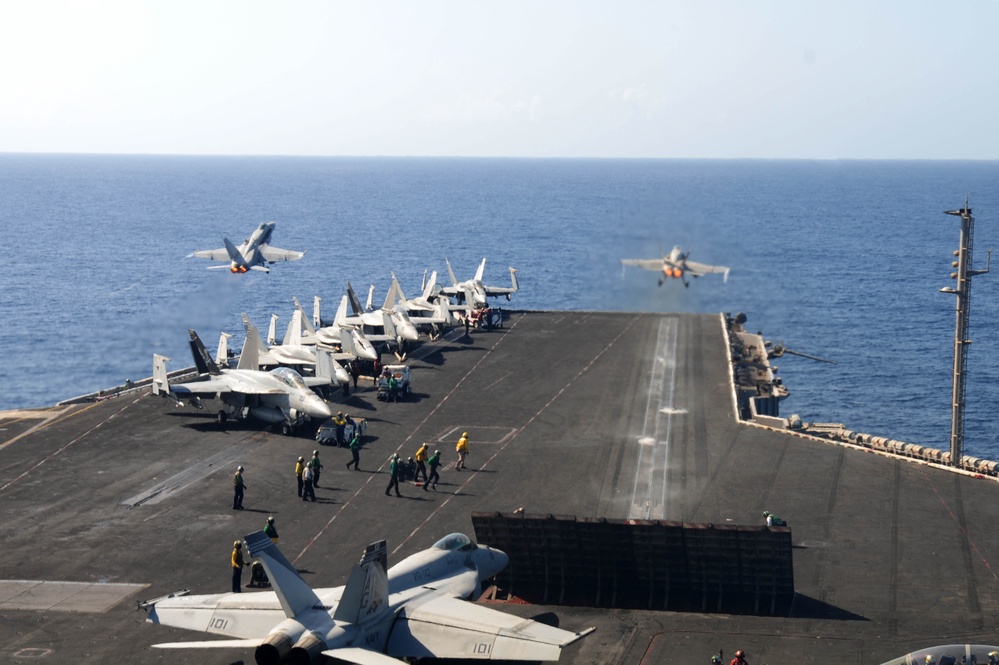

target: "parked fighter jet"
[146,531,591,664]
[291,297,380,361]
[241,313,352,392]
[191,222,304,273]
[390,272,456,336]
[440,258,519,308]
[621,246,730,288]
[337,281,419,355]
[152,328,332,435]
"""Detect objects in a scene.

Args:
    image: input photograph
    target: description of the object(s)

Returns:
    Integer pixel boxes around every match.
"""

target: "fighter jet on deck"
[440,258,519,309]
[191,221,304,273]
[621,246,730,288]
[146,531,591,664]
[152,328,332,435]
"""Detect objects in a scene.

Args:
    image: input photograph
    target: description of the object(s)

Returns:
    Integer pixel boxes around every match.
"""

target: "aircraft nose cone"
[309,398,332,420]
[481,547,509,578]
[401,325,419,341]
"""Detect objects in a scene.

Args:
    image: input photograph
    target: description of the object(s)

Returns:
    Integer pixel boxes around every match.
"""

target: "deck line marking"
[922,469,998,581]
[629,317,679,520]
[0,405,94,453]
[0,397,141,494]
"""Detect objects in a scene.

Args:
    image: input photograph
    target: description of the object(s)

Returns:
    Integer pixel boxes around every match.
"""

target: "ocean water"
[2,155,998,459]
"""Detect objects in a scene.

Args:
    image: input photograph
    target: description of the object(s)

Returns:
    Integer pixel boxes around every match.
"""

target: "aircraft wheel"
[282,424,292,436]
[216,411,228,425]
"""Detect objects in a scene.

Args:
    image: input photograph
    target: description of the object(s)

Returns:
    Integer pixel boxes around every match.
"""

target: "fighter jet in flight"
[152,327,332,435]
[621,246,730,288]
[440,258,519,309]
[191,221,304,273]
[145,531,592,664]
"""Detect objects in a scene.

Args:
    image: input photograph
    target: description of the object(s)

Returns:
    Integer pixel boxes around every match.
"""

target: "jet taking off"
[152,328,332,434]
[621,245,730,288]
[147,531,591,664]
[192,222,304,273]
[441,258,519,309]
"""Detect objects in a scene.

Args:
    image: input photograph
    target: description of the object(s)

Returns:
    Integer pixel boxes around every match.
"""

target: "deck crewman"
[414,443,429,483]
[231,541,248,593]
[232,466,246,509]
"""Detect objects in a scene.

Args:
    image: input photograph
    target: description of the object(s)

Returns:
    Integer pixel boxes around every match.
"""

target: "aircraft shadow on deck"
[418,343,488,366]
[787,594,868,621]
[339,395,377,411]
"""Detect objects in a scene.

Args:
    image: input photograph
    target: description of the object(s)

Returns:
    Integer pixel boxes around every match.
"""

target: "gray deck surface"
[0,310,997,665]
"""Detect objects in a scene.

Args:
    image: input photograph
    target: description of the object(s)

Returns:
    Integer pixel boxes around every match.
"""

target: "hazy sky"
[2,1,996,159]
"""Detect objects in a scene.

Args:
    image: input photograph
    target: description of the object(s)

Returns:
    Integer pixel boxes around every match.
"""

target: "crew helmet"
[233,541,241,548]
[392,453,399,459]
[298,456,304,462]
[435,450,440,454]
[711,657,721,664]
[462,432,468,437]
[925,657,936,665]
[735,650,745,658]
[267,516,275,523]
[313,450,318,456]
[763,511,771,517]
[237,466,244,472]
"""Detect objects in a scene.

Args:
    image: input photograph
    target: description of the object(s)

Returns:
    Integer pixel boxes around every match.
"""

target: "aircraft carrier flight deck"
[1,310,997,665]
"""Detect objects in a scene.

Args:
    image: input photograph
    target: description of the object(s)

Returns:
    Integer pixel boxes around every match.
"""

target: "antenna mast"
[940,196,990,465]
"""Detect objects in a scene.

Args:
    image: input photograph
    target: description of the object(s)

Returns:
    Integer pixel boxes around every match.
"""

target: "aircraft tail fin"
[346,281,364,316]
[268,314,279,346]
[445,258,459,286]
[367,284,377,312]
[293,297,317,334]
[473,257,486,282]
[389,274,405,305]
[244,531,322,620]
[282,309,301,346]
[215,332,232,367]
[313,296,322,328]
[381,280,398,310]
[332,540,389,624]
[334,295,348,326]
[223,237,244,267]
[422,271,438,300]
[237,322,260,371]
[152,354,170,396]
[508,267,519,292]
[241,314,268,355]
[188,330,222,375]
[723,267,731,283]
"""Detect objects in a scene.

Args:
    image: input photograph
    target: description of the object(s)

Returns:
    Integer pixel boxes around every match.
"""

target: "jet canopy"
[433,533,477,552]
[269,366,308,391]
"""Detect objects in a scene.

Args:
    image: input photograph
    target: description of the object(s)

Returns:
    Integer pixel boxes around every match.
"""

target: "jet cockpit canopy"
[433,533,477,552]
[269,366,307,391]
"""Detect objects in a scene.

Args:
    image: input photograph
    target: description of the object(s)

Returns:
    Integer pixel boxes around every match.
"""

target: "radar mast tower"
[940,197,990,465]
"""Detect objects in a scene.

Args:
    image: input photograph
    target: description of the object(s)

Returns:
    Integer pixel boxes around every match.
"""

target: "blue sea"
[2,155,998,459]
